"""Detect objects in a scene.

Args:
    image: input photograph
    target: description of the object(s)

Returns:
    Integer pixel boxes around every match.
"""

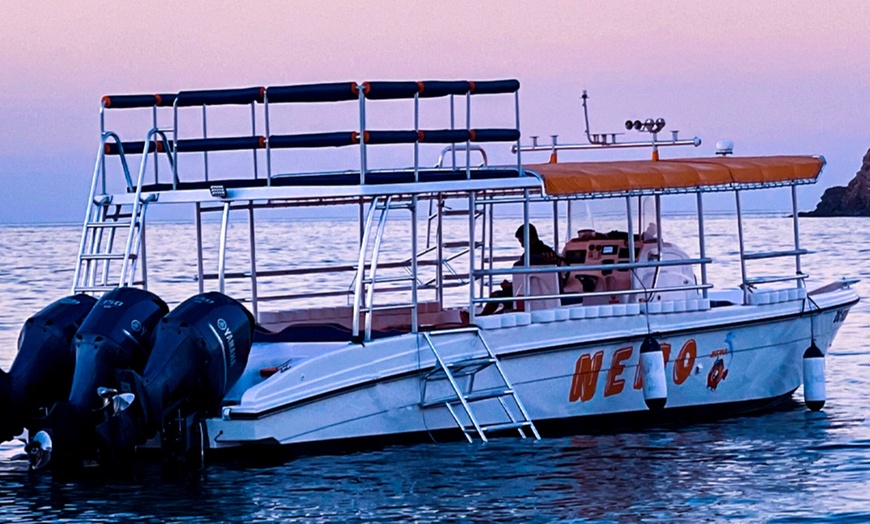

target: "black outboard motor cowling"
[129,292,253,437]
[98,293,253,466]
[68,287,168,413]
[0,294,97,443]
[40,287,168,467]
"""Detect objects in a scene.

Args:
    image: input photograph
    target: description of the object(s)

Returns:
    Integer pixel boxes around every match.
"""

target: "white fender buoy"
[803,341,826,411]
[641,336,667,410]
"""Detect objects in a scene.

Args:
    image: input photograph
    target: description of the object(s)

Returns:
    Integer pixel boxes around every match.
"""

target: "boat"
[0,79,859,471]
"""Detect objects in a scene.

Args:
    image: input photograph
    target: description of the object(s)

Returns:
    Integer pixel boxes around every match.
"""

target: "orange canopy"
[523,156,824,196]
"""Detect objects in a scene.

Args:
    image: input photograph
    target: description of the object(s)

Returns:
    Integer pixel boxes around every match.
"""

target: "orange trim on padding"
[101,96,112,108]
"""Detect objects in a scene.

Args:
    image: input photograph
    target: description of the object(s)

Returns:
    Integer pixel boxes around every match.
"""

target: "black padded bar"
[471,128,521,142]
[101,94,159,109]
[418,129,472,143]
[470,79,520,95]
[104,140,165,155]
[268,132,359,149]
[174,87,265,107]
[175,136,265,152]
[270,168,521,187]
[362,81,421,100]
[418,81,471,98]
[363,130,419,145]
[156,93,177,107]
[266,82,359,104]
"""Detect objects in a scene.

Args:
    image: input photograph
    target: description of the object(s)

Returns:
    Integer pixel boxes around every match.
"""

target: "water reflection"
[1,216,870,521]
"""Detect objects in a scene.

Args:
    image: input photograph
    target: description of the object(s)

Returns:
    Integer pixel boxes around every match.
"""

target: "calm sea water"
[1,215,869,522]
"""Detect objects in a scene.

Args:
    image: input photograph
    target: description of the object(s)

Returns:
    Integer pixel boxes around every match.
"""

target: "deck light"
[210,184,228,198]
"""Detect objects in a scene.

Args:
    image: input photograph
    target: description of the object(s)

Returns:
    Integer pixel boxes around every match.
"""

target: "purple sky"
[1,1,868,223]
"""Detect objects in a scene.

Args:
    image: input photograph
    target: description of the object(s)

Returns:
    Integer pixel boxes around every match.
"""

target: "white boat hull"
[207,288,857,451]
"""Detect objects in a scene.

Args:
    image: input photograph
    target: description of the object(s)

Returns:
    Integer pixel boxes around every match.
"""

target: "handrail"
[119,127,167,286]
[742,249,809,261]
[474,257,713,277]
[198,258,448,281]
[436,145,488,168]
[364,196,393,341]
[744,274,809,286]
[99,132,133,190]
[472,283,713,304]
[352,196,381,339]
[512,137,701,155]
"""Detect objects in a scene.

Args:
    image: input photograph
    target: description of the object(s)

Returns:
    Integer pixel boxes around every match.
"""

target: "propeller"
[25,430,52,470]
[97,387,136,415]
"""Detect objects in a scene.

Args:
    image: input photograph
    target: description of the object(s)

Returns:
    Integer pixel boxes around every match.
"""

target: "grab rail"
[472,283,714,305]
[474,257,713,277]
[742,249,810,261]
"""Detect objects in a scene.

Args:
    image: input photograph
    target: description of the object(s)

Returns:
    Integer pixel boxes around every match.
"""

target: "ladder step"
[464,388,512,402]
[73,285,118,293]
[99,212,133,219]
[479,421,531,433]
[422,387,513,408]
[86,221,133,229]
[448,357,496,369]
[80,253,137,261]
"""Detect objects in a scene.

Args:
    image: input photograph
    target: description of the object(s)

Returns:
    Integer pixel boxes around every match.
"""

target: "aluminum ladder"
[72,129,165,294]
[73,198,151,294]
[421,327,541,443]
[351,195,418,342]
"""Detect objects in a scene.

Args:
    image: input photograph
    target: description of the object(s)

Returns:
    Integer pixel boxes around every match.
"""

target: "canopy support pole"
[697,192,708,299]
[735,190,749,304]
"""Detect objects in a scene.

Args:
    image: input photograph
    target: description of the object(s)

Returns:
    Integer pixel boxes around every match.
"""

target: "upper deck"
[93,79,823,207]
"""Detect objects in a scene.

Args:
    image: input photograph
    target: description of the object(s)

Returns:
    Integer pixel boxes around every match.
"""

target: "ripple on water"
[1,217,870,521]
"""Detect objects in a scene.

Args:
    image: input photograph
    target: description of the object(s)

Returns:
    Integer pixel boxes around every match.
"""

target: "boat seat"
[512,271,561,311]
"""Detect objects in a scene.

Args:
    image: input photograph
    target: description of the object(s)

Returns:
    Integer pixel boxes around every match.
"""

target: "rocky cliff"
[803,148,870,216]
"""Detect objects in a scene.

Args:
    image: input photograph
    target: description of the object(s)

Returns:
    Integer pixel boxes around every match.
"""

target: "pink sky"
[1,1,868,222]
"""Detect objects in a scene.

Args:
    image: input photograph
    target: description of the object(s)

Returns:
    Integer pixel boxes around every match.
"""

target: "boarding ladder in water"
[421,327,540,443]
[72,129,167,294]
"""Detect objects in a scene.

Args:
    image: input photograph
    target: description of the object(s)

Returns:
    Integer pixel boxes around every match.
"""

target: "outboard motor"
[99,292,253,467]
[28,287,168,469]
[0,294,97,443]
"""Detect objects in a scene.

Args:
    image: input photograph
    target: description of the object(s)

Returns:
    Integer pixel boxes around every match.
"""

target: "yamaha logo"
[215,318,237,368]
[131,319,142,332]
